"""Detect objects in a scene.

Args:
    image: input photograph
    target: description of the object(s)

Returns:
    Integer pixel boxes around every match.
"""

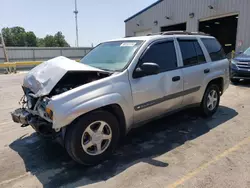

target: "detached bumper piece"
[11,108,58,138]
[11,108,31,126]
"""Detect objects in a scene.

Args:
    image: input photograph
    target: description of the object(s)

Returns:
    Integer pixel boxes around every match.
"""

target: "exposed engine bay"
[50,71,111,96]
[12,69,112,138]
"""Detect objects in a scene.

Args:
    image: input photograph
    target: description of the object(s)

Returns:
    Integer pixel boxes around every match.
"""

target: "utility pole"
[0,31,9,62]
[73,0,79,47]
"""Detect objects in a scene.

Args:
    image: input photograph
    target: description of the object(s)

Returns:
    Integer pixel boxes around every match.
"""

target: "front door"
[129,39,183,124]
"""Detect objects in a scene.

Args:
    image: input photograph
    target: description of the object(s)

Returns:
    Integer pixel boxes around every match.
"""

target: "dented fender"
[48,93,133,131]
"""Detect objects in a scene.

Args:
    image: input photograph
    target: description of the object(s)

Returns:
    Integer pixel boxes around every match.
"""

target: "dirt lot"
[0,73,250,188]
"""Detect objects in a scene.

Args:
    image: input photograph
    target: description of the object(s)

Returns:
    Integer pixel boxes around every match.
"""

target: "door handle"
[204,69,210,74]
[172,76,181,82]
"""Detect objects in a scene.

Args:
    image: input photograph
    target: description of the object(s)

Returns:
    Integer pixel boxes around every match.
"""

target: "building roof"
[124,0,164,22]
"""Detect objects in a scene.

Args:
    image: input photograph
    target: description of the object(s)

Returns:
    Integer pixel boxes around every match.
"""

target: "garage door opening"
[199,15,238,54]
[161,23,187,32]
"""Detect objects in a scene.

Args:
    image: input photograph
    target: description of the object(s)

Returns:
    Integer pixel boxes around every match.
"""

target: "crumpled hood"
[23,56,104,97]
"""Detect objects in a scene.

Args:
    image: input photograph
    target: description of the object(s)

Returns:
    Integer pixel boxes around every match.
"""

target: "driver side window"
[140,41,177,72]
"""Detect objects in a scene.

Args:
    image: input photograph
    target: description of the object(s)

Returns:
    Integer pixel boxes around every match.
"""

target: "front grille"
[237,62,250,70]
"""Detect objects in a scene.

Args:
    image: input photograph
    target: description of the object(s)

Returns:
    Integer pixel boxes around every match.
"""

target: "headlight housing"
[37,97,53,120]
[45,108,53,120]
[231,59,238,65]
[43,97,53,120]
[26,94,36,109]
[230,59,238,69]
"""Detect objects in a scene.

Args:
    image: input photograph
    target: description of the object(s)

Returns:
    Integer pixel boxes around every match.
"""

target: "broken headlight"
[36,97,53,120]
[43,97,53,120]
[45,108,53,119]
[27,95,34,109]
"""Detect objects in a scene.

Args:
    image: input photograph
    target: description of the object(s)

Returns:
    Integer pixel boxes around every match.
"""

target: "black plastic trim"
[134,86,201,111]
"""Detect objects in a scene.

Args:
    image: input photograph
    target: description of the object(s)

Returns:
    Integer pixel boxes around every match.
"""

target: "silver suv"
[11,32,230,165]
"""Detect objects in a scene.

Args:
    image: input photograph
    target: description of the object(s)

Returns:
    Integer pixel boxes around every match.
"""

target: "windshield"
[244,47,250,55]
[80,40,143,71]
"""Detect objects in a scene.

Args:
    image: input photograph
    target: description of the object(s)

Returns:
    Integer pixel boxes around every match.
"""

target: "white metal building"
[125,0,250,54]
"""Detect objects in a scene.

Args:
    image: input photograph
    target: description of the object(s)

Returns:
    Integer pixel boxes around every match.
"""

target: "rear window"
[201,38,226,61]
[179,40,199,66]
[178,40,206,66]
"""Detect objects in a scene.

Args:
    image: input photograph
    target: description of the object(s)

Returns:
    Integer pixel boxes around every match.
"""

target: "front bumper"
[11,108,57,138]
[11,108,31,125]
[230,67,250,79]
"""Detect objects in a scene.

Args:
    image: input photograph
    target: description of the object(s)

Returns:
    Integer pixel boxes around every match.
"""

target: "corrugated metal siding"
[126,0,250,51]
[0,47,93,62]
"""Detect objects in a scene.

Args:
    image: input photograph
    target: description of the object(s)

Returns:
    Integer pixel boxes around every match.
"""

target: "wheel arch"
[63,103,127,141]
[207,77,224,95]
[99,104,127,139]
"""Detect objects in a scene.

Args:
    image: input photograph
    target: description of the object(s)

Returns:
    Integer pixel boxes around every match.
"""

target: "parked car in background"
[11,31,230,165]
[230,47,250,83]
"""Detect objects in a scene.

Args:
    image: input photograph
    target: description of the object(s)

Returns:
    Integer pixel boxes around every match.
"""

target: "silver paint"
[23,35,229,134]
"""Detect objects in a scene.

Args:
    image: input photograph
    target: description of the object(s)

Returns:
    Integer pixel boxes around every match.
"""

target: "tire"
[65,111,120,165]
[200,84,220,117]
[230,78,240,84]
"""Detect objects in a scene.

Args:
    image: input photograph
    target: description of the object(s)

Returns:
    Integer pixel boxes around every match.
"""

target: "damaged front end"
[11,87,56,138]
[11,57,112,138]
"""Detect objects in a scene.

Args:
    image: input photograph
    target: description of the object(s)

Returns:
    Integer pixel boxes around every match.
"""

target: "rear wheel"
[200,84,220,117]
[65,111,120,165]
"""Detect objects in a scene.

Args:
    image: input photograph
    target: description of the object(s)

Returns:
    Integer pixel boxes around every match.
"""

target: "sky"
[1,0,156,47]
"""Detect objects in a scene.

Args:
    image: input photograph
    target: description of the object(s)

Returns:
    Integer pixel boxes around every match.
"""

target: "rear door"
[177,38,210,106]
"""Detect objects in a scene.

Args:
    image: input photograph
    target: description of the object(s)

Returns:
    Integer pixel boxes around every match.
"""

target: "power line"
[73,0,79,47]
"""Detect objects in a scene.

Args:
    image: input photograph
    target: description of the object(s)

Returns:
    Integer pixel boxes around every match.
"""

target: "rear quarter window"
[201,38,226,61]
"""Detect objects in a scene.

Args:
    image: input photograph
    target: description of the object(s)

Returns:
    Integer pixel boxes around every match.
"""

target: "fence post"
[33,49,35,61]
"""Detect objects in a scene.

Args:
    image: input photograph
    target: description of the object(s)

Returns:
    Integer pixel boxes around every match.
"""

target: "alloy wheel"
[81,121,112,156]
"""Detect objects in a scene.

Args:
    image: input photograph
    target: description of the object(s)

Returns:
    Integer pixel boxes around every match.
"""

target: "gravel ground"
[0,73,250,188]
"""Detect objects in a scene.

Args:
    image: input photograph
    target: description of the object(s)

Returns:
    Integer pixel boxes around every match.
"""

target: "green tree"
[25,31,37,47]
[2,27,33,46]
[2,26,70,47]
[54,31,70,47]
[43,35,56,47]
[37,38,45,47]
[2,27,14,46]
[42,32,70,47]
[10,26,26,46]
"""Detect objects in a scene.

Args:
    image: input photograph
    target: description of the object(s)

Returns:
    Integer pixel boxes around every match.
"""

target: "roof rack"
[147,31,210,36]
[146,32,163,36]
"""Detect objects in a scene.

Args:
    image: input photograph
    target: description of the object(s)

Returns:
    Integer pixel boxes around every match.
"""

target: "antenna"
[73,0,79,47]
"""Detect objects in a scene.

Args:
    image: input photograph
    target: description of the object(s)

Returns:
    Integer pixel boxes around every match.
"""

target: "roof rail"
[147,31,210,36]
[147,32,163,36]
[162,31,210,36]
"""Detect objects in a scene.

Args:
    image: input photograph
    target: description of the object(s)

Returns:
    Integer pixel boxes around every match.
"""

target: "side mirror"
[134,62,160,78]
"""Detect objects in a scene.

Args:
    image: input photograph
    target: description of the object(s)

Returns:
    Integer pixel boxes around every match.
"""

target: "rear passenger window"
[193,41,206,64]
[178,40,206,66]
[141,41,177,72]
[201,38,226,61]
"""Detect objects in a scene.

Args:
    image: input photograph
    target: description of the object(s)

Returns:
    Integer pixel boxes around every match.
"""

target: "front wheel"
[200,84,220,117]
[65,111,120,165]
